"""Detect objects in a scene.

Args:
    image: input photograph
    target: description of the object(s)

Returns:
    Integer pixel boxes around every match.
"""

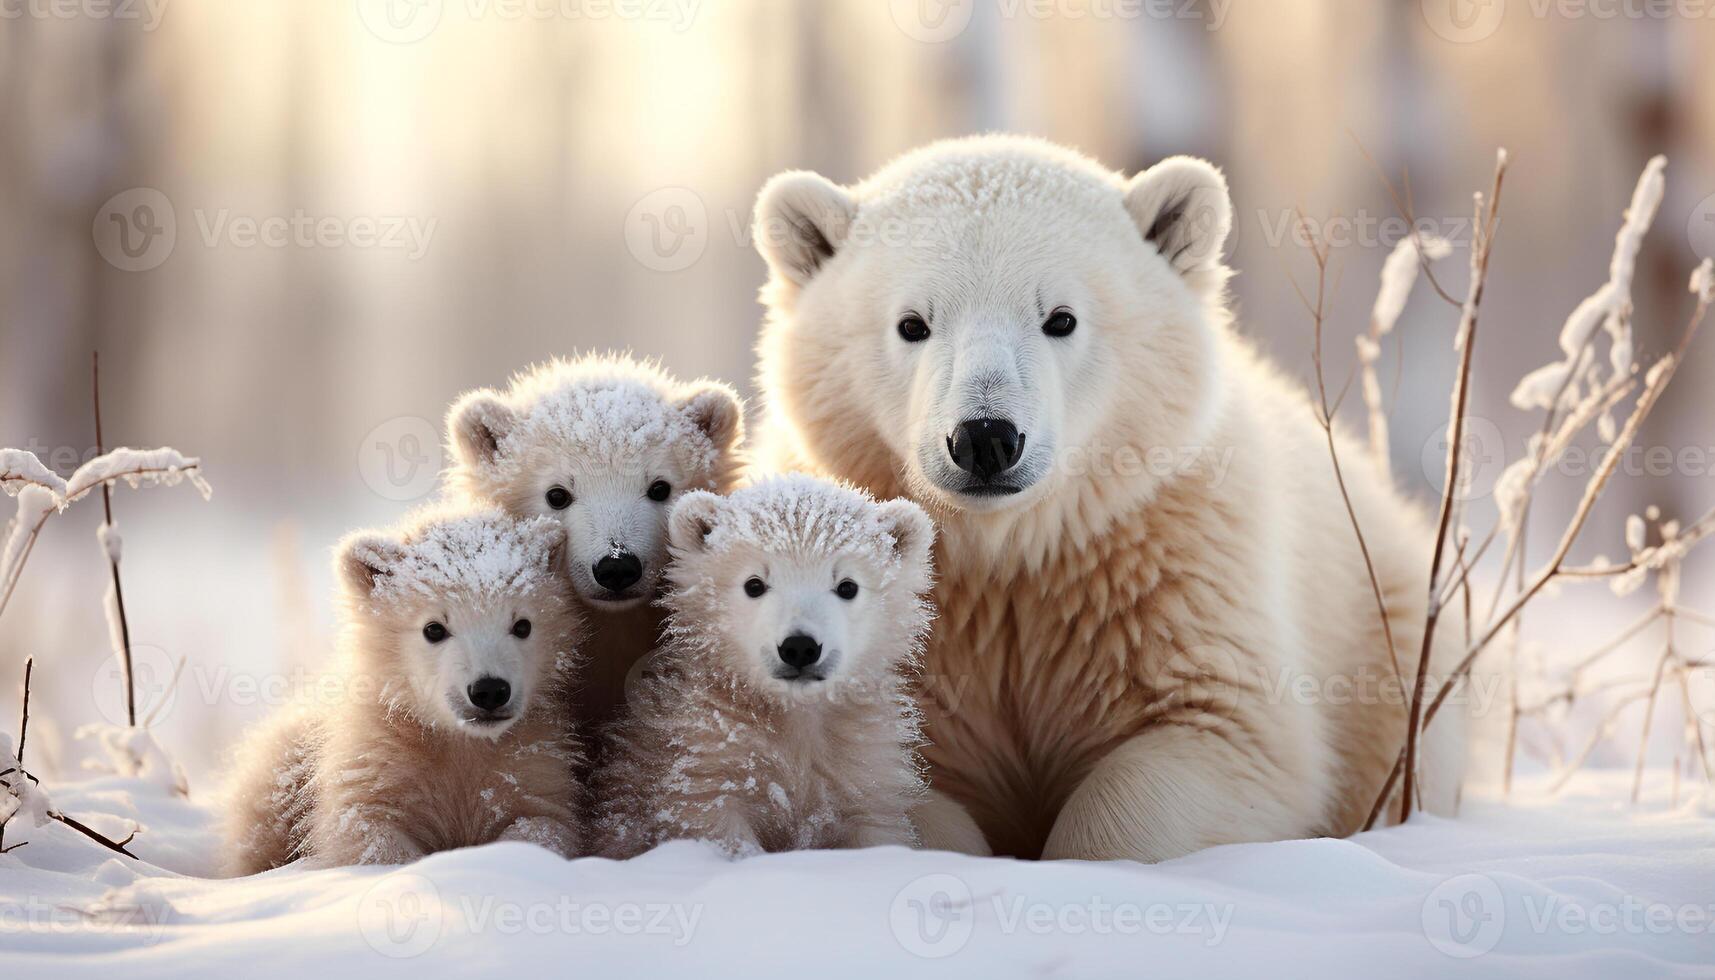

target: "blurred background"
[1,0,1711,786]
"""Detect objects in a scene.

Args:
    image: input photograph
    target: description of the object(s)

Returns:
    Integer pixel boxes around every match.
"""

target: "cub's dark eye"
[897,314,930,343]
[511,619,532,639]
[743,577,768,599]
[1043,308,1077,338]
[835,579,859,600]
[422,622,448,644]
[545,485,572,510]
[647,480,672,502]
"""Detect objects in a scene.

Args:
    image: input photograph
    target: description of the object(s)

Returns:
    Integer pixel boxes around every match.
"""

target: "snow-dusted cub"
[221,505,586,874]
[591,475,934,858]
[446,355,744,732]
[750,135,1466,860]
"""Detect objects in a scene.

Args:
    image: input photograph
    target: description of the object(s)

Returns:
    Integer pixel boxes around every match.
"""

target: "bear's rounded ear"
[447,389,515,470]
[676,382,745,452]
[875,498,935,585]
[753,170,856,288]
[336,530,408,597]
[1123,156,1232,280]
[668,490,725,555]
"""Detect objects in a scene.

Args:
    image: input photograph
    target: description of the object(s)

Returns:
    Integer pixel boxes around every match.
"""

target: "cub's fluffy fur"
[591,475,934,858]
[445,353,744,734]
[749,135,1467,860]
[221,504,586,874]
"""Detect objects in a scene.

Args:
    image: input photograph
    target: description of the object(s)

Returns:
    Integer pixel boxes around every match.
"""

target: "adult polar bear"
[748,135,1465,861]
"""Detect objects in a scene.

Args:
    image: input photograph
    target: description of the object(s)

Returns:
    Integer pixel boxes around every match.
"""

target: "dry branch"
[92,353,138,726]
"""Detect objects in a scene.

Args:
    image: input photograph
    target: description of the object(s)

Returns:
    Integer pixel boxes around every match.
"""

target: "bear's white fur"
[220,504,586,874]
[749,135,1465,860]
[590,475,934,858]
[445,354,745,734]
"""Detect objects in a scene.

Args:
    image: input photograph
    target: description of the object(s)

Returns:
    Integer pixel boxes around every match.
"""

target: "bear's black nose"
[948,418,1025,481]
[467,676,512,712]
[777,633,822,669]
[592,551,643,592]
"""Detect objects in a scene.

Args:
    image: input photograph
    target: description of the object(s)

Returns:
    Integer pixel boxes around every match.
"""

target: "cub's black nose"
[777,633,823,669]
[592,551,643,592]
[948,418,1025,480]
[467,676,512,712]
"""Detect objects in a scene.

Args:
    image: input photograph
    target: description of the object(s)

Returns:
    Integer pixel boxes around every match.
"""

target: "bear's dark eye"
[511,619,532,639]
[835,579,859,600]
[647,480,672,502]
[545,485,572,510]
[423,622,448,644]
[743,577,768,599]
[1043,308,1077,338]
[897,314,930,343]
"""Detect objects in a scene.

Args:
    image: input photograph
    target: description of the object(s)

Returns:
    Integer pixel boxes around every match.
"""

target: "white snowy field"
[2,767,1711,978]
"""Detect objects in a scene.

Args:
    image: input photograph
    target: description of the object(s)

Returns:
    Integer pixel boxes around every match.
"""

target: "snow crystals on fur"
[695,475,909,577]
[491,355,720,476]
[360,503,561,606]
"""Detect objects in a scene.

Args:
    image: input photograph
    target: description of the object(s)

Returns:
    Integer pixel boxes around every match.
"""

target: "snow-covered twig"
[1367,249,1714,825]
[0,655,141,858]
[92,352,140,726]
[0,447,211,624]
[1350,151,1714,825]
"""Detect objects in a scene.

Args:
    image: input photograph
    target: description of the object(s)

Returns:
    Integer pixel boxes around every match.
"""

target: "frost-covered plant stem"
[0,448,210,624]
[1366,263,1714,827]
[1525,509,1715,800]
[0,654,139,858]
[92,353,138,726]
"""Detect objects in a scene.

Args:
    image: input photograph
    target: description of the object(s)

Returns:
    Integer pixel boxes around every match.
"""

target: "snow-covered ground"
[2,765,1710,978]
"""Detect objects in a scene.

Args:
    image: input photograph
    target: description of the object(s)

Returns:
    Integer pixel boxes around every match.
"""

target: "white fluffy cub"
[591,474,935,858]
[445,354,744,731]
[221,504,586,874]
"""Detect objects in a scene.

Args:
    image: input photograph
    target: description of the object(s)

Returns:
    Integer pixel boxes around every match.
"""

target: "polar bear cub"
[220,504,586,874]
[445,354,744,732]
[591,475,935,858]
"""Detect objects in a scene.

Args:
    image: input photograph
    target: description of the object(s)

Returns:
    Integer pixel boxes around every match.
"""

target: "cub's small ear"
[337,531,408,597]
[875,498,935,583]
[447,389,515,470]
[753,170,857,288]
[1123,156,1232,279]
[677,382,745,452]
[668,491,725,555]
